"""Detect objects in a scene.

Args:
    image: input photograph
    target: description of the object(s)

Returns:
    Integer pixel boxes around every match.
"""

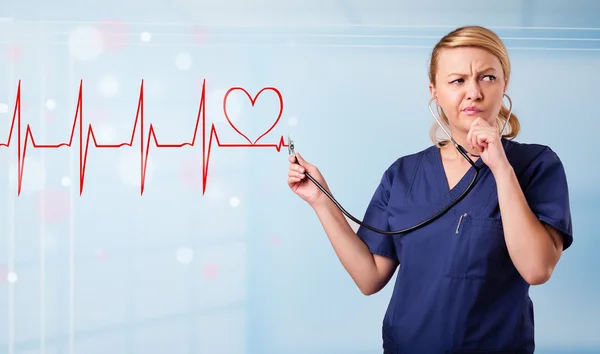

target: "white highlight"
[97,75,119,97]
[141,32,152,42]
[288,116,298,127]
[7,272,17,283]
[45,99,56,111]
[175,53,192,70]
[176,247,194,264]
[0,103,8,113]
[61,176,72,187]
[68,26,104,61]
[229,197,240,208]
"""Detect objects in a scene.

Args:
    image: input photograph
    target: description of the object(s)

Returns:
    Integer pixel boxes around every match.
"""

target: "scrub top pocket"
[445,214,513,280]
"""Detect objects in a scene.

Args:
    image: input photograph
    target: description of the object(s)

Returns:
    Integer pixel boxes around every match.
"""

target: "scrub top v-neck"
[356,138,573,354]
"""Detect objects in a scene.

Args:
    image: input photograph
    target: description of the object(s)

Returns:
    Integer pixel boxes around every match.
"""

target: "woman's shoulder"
[503,138,555,155]
[381,145,438,182]
[502,138,564,172]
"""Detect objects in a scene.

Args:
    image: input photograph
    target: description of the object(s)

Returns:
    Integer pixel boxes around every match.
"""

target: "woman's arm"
[467,117,569,285]
[493,164,564,285]
[312,198,399,295]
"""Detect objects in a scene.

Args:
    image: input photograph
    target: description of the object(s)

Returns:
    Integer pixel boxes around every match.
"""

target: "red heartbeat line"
[0,79,289,196]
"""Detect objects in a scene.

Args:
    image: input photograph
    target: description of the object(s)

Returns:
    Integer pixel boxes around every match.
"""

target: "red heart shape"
[223,87,283,144]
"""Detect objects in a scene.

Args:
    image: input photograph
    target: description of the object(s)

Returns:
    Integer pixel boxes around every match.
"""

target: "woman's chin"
[460,113,495,126]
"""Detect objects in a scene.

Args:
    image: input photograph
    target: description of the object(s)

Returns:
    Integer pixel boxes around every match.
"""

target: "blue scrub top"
[356,138,573,354]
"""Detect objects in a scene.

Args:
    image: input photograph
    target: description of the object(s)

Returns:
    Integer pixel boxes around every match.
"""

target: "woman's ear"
[429,84,438,104]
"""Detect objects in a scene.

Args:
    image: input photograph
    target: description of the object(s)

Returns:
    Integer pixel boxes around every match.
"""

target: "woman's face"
[430,47,507,135]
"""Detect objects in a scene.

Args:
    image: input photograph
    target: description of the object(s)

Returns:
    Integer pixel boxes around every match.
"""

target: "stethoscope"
[289,95,512,235]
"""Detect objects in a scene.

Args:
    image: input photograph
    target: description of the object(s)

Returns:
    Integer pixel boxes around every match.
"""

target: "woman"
[287,25,573,353]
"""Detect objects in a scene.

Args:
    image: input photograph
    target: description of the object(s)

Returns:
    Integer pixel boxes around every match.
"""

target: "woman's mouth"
[463,106,483,116]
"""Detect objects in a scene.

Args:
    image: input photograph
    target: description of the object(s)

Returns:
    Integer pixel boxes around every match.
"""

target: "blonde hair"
[428,25,520,147]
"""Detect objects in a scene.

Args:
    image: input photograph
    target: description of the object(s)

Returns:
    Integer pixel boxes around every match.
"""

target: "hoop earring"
[499,93,513,136]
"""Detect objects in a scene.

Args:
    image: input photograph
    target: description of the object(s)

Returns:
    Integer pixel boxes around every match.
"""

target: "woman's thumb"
[295,152,310,167]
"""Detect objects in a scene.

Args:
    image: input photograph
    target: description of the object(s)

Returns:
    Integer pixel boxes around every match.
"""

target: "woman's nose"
[466,80,482,101]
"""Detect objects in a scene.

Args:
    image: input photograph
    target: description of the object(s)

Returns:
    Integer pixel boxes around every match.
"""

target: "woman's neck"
[440,137,481,163]
[443,121,502,157]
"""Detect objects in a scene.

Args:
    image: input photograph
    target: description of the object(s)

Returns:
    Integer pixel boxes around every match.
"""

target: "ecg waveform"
[0,79,288,196]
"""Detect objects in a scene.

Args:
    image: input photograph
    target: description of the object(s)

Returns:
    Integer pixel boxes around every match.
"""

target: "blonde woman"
[287,25,573,353]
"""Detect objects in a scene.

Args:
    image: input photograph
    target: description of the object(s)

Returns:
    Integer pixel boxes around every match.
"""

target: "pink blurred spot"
[191,26,208,43]
[99,19,128,51]
[37,188,70,223]
[202,263,219,279]
[95,250,108,262]
[46,113,55,122]
[270,236,282,245]
[7,46,22,62]
[181,155,203,190]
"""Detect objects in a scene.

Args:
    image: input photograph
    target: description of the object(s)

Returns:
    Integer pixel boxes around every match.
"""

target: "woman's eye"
[450,78,464,84]
[482,75,497,81]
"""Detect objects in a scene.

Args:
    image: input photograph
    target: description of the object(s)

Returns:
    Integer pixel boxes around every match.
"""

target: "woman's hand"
[467,117,511,174]
[287,152,331,208]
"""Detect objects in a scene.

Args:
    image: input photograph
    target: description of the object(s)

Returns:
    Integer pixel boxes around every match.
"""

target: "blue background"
[0,1,599,353]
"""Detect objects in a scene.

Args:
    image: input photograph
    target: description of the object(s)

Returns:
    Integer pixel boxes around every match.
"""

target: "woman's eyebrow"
[447,67,498,77]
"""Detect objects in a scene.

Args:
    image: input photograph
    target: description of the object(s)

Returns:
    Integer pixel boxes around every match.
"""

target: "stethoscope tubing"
[293,144,480,235]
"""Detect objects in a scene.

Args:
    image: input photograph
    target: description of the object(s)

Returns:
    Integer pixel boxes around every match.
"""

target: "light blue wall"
[0,1,598,353]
